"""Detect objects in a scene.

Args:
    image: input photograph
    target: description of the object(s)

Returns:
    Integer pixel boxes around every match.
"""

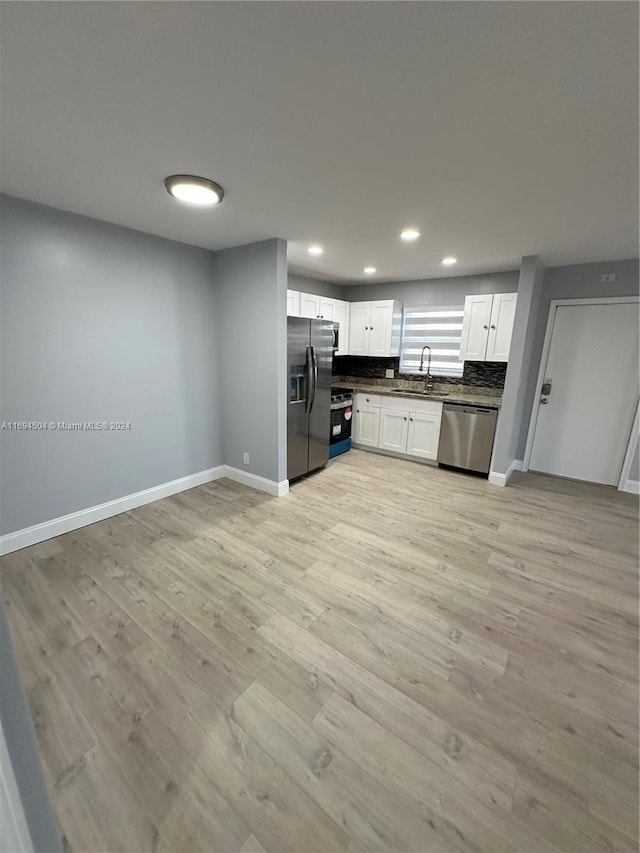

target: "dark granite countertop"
[332,380,502,409]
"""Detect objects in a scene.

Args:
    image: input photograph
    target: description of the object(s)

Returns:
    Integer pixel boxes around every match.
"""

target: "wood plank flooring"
[1,450,638,852]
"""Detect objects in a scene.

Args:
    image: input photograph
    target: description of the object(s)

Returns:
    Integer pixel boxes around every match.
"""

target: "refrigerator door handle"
[304,345,313,414]
[307,345,318,414]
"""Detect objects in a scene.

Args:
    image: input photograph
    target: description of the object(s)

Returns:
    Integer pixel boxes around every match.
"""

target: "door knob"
[491,324,496,329]
[483,324,488,329]
[540,398,549,405]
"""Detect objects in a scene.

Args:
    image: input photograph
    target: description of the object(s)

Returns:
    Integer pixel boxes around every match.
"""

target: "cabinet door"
[286,289,301,316]
[368,301,394,356]
[486,293,517,362]
[300,292,321,319]
[354,404,380,447]
[459,295,492,361]
[349,303,371,355]
[319,297,336,320]
[334,299,350,356]
[406,412,442,460]
[379,409,409,453]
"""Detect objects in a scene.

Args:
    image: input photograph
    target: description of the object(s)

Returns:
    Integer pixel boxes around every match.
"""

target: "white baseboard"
[621,479,640,495]
[0,465,287,556]
[223,466,289,497]
[488,459,523,487]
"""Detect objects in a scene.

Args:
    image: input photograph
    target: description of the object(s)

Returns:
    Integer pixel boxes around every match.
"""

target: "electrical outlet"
[600,273,616,283]
[243,451,250,465]
[385,368,395,379]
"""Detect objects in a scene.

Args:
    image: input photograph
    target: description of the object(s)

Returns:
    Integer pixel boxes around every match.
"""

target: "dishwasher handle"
[443,404,495,416]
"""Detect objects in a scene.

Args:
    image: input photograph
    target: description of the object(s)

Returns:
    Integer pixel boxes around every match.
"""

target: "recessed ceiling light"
[308,245,324,256]
[400,229,420,242]
[363,266,376,275]
[441,256,457,266]
[164,175,224,206]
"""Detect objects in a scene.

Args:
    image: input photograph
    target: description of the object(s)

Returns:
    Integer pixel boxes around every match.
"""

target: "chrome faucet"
[419,344,433,392]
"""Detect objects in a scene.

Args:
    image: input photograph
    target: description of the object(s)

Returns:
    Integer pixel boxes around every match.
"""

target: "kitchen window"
[399,305,465,377]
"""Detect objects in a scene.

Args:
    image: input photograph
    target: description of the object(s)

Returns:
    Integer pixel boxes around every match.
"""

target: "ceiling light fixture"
[441,256,457,266]
[400,229,420,242]
[164,175,224,206]
[363,266,376,275]
[308,245,324,256]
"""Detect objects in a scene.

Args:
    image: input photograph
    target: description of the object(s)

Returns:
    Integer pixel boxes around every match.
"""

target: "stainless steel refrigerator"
[287,317,334,480]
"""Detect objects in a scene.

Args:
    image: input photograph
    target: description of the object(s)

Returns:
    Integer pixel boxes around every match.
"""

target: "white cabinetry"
[459,292,517,362]
[334,299,350,357]
[379,409,409,453]
[406,411,442,460]
[287,289,301,316]
[353,393,442,461]
[349,303,371,355]
[486,293,518,361]
[299,292,322,319]
[319,297,336,319]
[354,393,381,447]
[286,288,354,355]
[349,300,402,356]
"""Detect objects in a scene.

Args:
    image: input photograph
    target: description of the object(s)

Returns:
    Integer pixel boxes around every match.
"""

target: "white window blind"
[400,306,465,377]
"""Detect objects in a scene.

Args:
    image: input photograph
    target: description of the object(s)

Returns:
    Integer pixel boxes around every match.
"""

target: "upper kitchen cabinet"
[459,292,517,362]
[287,288,350,354]
[299,291,322,319]
[349,300,403,357]
[333,299,350,356]
[287,289,301,316]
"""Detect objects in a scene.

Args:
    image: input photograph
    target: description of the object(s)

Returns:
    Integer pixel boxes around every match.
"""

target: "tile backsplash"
[333,356,507,389]
[461,361,507,388]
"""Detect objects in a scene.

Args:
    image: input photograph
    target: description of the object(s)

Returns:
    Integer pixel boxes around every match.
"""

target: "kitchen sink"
[390,388,450,397]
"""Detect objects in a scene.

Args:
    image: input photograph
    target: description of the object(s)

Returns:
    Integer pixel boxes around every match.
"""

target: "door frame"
[617,400,639,493]
[522,296,639,488]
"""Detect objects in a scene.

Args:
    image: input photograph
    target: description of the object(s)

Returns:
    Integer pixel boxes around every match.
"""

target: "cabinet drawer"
[355,392,381,407]
[381,395,442,416]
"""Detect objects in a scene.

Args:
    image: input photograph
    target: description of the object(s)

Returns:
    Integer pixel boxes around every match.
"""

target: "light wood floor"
[2,450,638,853]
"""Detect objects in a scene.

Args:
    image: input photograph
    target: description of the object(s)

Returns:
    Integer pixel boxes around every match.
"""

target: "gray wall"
[515,258,639,459]
[287,272,345,300]
[340,270,519,306]
[0,589,62,852]
[492,256,546,476]
[215,238,287,483]
[0,194,223,535]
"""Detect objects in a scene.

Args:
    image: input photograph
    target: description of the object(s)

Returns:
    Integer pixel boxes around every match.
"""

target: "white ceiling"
[1,2,637,284]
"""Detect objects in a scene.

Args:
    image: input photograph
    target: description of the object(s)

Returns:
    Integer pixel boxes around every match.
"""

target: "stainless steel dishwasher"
[438,403,498,475]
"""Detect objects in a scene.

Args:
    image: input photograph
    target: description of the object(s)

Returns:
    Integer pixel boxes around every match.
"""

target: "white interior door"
[529,302,639,485]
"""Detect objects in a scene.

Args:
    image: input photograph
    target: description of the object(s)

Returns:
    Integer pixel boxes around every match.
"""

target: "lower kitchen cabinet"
[406,411,441,460]
[379,409,409,453]
[353,393,442,461]
[354,402,381,447]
